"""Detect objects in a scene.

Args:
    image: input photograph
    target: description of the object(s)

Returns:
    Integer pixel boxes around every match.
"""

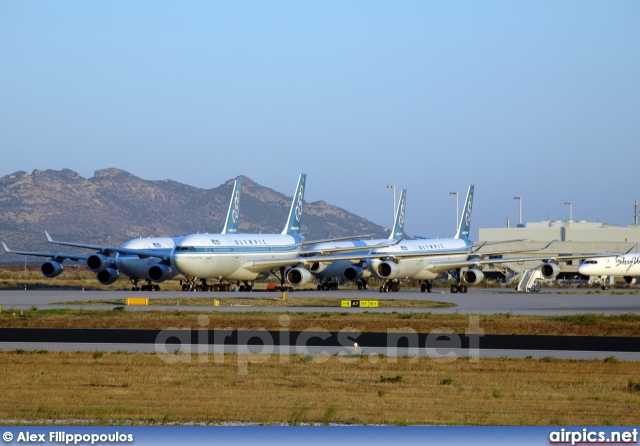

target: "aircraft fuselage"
[172,233,303,281]
[578,254,640,277]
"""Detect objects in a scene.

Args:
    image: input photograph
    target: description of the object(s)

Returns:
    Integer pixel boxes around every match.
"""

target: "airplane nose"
[577,265,588,275]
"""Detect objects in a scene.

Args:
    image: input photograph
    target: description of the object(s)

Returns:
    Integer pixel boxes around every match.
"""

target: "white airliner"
[297,189,407,291]
[307,185,612,293]
[4,179,243,291]
[169,174,309,289]
[578,251,640,288]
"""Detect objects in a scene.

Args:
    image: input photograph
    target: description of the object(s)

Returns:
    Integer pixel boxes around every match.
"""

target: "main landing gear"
[317,282,339,291]
[274,267,293,292]
[237,281,254,292]
[378,280,400,293]
[449,268,468,293]
[131,278,160,291]
[420,280,433,293]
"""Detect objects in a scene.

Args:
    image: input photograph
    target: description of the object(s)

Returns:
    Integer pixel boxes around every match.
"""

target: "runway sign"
[126,298,149,306]
[341,300,379,308]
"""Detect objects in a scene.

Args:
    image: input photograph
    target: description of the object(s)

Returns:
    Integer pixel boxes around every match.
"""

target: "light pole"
[386,184,397,220]
[514,196,523,226]
[449,191,459,230]
[564,201,573,222]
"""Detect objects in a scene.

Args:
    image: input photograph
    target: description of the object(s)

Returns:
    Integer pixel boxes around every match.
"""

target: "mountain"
[0,168,387,260]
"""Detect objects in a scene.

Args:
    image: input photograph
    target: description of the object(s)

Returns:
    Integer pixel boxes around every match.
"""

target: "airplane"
[305,185,614,293]
[3,179,243,291]
[299,189,407,291]
[168,173,309,290]
[577,249,640,289]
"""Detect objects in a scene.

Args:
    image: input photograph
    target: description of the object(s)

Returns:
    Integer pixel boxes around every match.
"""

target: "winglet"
[454,185,474,240]
[2,242,10,253]
[388,189,407,241]
[45,231,53,242]
[282,174,306,236]
[221,179,242,234]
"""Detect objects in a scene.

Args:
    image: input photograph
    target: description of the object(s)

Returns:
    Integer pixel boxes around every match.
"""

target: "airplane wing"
[421,251,629,270]
[2,242,90,262]
[300,239,402,256]
[471,239,527,247]
[241,241,401,273]
[241,257,307,273]
[301,234,376,247]
[298,242,548,263]
[45,232,169,260]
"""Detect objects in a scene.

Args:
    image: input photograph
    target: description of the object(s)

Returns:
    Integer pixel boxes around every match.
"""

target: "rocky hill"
[0,168,387,261]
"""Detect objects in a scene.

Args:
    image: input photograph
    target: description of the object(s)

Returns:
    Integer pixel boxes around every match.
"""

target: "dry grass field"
[2,308,640,336]
[1,350,639,426]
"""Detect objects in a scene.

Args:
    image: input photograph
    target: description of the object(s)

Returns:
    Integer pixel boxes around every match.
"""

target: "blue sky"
[1,1,639,238]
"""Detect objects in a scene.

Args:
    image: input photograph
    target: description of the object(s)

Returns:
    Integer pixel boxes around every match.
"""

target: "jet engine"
[624,276,636,285]
[148,264,173,282]
[285,267,314,286]
[377,261,401,279]
[97,268,120,285]
[343,265,364,282]
[462,268,485,285]
[41,260,64,278]
[309,261,329,274]
[86,253,115,273]
[540,262,561,279]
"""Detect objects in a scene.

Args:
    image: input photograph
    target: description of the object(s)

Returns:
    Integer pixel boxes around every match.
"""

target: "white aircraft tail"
[388,189,407,241]
[221,179,241,234]
[455,185,474,240]
[282,174,306,236]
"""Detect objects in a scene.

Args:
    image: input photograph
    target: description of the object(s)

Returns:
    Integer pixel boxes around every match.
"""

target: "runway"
[1,288,639,360]
[0,287,638,315]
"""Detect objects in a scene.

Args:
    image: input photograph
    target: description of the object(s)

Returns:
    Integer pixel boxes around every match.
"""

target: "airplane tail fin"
[282,173,306,235]
[221,179,242,234]
[388,189,407,240]
[455,185,474,240]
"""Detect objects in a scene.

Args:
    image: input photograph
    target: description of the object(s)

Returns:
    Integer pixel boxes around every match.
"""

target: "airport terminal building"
[477,220,640,283]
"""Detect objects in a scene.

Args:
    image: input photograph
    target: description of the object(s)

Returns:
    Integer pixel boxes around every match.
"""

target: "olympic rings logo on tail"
[294,185,304,222]
[231,191,240,223]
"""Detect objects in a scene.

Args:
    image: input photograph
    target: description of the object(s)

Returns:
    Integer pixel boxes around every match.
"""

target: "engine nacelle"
[462,268,485,285]
[286,267,314,286]
[86,253,115,273]
[377,261,401,279]
[309,261,330,274]
[41,260,64,278]
[343,266,364,282]
[624,276,636,285]
[148,264,173,282]
[540,262,561,279]
[97,268,120,285]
